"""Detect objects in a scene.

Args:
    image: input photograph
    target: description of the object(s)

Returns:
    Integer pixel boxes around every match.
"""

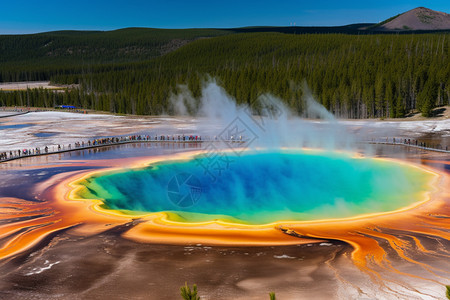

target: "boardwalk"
[1,134,448,164]
[0,135,246,163]
[0,111,30,118]
[367,137,450,154]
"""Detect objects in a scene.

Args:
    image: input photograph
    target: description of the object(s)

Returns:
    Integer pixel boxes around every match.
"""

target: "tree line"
[1,32,449,118]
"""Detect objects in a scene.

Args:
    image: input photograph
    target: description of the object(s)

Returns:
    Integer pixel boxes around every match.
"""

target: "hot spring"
[73,150,433,225]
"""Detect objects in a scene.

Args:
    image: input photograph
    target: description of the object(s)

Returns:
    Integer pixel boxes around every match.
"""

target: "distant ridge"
[374,7,450,31]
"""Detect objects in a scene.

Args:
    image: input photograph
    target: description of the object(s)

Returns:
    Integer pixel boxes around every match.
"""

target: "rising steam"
[170,78,357,152]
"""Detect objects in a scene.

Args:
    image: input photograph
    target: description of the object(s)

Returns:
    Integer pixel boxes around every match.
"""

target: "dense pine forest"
[0,28,230,82]
[1,29,449,118]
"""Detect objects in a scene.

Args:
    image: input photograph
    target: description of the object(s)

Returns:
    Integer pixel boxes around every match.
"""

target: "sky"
[1,0,450,34]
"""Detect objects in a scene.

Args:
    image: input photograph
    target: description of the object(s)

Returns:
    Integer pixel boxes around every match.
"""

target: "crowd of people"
[0,107,88,115]
[0,134,225,162]
[373,137,449,152]
[1,134,447,163]
[0,107,28,112]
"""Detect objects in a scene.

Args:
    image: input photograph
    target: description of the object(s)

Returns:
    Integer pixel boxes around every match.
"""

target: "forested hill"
[1,28,450,118]
[1,28,233,62]
[0,28,231,82]
[0,24,379,82]
[1,25,372,65]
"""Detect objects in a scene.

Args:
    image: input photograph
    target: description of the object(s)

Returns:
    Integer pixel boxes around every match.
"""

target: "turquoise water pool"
[77,151,432,224]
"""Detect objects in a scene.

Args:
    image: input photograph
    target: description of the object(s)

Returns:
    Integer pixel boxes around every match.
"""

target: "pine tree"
[180,282,200,300]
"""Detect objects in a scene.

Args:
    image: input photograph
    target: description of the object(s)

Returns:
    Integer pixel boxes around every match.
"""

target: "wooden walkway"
[0,138,246,163]
[0,111,30,118]
[366,141,450,153]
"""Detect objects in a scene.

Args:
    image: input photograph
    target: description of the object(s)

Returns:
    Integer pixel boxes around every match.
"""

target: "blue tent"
[56,105,77,109]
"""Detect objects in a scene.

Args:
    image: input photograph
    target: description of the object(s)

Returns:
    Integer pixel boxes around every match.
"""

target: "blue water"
[77,151,432,224]
[0,123,34,130]
[33,132,58,137]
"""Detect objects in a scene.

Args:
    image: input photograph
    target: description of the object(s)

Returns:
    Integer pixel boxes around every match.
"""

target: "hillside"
[0,28,230,82]
[1,32,449,118]
[2,10,450,83]
[0,25,374,82]
[1,9,450,119]
[0,28,230,63]
[375,7,450,31]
